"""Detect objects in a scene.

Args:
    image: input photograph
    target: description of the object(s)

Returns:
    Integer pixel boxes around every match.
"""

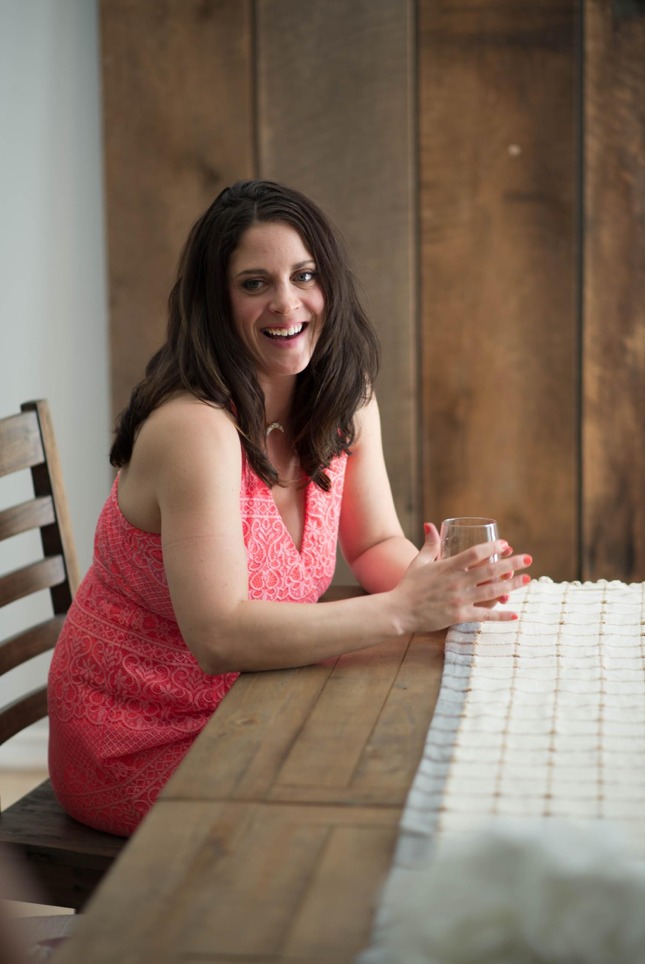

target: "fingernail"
[521,574,531,585]
[523,555,532,566]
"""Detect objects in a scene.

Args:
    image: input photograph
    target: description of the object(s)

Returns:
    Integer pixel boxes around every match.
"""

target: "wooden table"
[54,610,445,964]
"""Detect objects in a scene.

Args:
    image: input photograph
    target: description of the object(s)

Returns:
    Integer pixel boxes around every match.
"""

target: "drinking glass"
[439,517,499,561]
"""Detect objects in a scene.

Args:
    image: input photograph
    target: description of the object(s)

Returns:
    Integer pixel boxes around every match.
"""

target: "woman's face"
[228,221,325,385]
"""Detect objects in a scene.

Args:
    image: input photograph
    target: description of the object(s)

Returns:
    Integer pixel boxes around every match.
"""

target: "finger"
[475,592,510,610]
[451,539,509,570]
[475,553,531,582]
[472,571,531,605]
[496,554,531,577]
[422,522,441,561]
[482,609,521,622]
[467,580,529,621]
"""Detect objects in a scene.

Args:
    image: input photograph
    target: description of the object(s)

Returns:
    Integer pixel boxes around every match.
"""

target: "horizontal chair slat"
[0,686,48,745]
[0,780,127,860]
[0,557,66,608]
[0,401,119,914]
[0,496,55,541]
[0,411,44,477]
[0,616,66,676]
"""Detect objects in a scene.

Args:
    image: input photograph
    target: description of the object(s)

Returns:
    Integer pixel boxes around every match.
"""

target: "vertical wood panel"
[418,0,579,580]
[256,0,419,554]
[582,0,645,580]
[100,0,255,421]
[100,3,645,584]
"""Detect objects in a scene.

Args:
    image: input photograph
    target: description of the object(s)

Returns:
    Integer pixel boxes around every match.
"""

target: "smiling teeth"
[264,323,303,337]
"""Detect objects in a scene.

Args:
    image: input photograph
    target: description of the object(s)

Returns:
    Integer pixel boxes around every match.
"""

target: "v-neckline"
[266,476,309,556]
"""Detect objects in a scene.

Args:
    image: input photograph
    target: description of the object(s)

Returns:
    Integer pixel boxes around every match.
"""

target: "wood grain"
[0,496,55,541]
[418,0,579,580]
[54,802,399,964]
[100,0,255,421]
[273,638,411,793]
[0,557,65,608]
[0,411,44,474]
[0,617,65,674]
[163,661,338,802]
[582,0,645,580]
[256,0,419,547]
[163,631,445,807]
[52,629,446,963]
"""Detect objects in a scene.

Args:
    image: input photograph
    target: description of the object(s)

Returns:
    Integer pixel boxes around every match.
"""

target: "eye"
[294,268,317,285]
[241,278,265,292]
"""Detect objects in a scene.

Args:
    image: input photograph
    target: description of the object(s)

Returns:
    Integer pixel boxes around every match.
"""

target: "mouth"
[262,322,306,340]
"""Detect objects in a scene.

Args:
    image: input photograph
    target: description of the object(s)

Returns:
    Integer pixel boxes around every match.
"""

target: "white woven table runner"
[359,578,645,960]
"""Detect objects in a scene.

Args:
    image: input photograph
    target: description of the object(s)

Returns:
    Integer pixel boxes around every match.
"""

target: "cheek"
[230,297,254,336]
[311,290,326,321]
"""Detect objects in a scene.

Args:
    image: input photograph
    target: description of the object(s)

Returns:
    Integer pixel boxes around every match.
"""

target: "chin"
[268,354,315,379]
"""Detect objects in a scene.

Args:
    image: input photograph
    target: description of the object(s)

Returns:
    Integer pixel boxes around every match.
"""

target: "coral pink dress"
[48,449,347,836]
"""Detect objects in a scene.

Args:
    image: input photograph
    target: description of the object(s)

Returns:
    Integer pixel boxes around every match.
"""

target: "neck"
[260,376,296,429]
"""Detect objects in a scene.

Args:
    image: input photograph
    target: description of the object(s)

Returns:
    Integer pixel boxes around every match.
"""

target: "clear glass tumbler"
[439,517,499,561]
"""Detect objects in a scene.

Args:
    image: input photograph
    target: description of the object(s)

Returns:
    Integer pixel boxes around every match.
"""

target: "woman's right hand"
[392,522,532,634]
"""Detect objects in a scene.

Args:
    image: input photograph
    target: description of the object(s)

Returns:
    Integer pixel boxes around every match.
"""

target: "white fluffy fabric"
[361,819,645,964]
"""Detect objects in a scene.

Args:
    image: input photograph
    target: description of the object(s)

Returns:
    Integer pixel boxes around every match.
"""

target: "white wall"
[0,0,111,767]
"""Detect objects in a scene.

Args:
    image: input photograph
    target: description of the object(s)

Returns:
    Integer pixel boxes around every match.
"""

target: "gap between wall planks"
[582,0,645,581]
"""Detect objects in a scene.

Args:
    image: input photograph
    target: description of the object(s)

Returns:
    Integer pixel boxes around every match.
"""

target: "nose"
[270,282,301,315]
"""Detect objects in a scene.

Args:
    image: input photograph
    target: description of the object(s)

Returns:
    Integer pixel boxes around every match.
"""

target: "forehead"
[229,221,313,272]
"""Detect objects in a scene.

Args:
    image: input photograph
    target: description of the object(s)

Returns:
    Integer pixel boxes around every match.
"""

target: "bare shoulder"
[351,393,382,448]
[137,394,238,455]
[119,394,241,532]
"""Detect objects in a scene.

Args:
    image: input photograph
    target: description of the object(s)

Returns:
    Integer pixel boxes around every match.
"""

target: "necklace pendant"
[266,421,285,438]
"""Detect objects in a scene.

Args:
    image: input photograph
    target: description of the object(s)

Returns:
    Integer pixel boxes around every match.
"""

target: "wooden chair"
[0,400,125,911]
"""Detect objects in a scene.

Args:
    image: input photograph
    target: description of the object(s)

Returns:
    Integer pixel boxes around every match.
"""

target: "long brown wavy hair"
[109,179,380,491]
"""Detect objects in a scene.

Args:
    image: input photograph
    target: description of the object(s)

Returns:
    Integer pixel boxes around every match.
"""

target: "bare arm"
[338,397,516,606]
[339,396,419,592]
[126,396,531,675]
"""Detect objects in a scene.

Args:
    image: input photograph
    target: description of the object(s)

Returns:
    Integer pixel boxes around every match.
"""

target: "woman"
[48,180,531,836]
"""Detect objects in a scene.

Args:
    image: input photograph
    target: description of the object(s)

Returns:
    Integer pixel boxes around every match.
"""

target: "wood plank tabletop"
[54,623,446,964]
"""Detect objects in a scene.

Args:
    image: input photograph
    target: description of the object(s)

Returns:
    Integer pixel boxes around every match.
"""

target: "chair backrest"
[0,400,80,747]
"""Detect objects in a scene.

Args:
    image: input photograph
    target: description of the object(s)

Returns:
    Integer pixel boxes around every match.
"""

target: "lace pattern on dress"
[48,449,347,835]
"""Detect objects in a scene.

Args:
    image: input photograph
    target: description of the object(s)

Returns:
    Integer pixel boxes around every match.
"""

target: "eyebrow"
[233,259,315,279]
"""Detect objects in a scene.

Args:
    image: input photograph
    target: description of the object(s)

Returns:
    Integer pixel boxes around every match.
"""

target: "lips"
[262,322,305,340]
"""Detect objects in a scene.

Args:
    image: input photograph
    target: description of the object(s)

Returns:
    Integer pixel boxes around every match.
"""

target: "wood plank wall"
[583,0,645,580]
[418,1,579,580]
[101,2,255,417]
[101,0,645,583]
[256,0,418,581]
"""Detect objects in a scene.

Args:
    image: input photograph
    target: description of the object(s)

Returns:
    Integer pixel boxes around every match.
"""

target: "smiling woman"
[46,180,532,837]
[228,221,325,386]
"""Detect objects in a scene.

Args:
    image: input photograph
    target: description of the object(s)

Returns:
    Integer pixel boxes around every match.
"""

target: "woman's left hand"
[473,542,515,610]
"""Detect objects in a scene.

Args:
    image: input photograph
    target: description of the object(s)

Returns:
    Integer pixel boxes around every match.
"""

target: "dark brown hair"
[110,179,380,490]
